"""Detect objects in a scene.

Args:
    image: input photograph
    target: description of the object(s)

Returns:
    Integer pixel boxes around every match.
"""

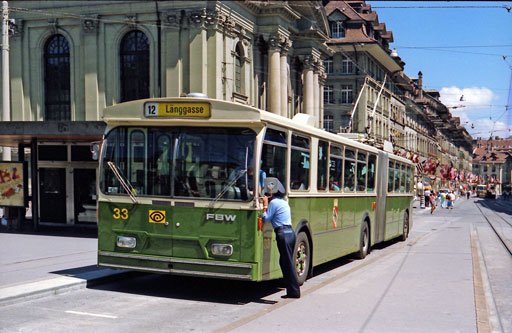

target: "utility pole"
[1,0,10,161]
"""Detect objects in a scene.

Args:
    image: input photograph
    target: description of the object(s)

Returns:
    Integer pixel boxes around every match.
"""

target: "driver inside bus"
[229,160,266,196]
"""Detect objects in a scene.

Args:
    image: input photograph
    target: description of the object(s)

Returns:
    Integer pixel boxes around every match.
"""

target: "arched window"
[120,30,149,102]
[234,43,244,93]
[44,34,70,120]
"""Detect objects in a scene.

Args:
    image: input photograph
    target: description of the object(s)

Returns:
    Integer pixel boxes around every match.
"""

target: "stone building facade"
[322,0,473,191]
[472,138,512,193]
[0,0,476,226]
[0,0,331,227]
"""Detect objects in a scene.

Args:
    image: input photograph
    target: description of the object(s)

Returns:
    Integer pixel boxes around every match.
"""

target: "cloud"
[472,118,509,139]
[439,86,510,139]
[439,86,496,108]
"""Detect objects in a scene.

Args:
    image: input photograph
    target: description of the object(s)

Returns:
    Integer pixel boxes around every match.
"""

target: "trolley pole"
[1,0,11,161]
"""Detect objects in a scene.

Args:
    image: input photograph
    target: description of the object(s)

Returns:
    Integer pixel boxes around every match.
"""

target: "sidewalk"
[0,226,126,306]
[0,196,466,307]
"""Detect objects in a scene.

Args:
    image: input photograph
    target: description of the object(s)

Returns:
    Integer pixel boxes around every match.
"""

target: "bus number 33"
[113,208,129,220]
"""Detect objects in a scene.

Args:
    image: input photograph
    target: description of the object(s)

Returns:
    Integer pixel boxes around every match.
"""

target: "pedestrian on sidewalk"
[466,190,470,199]
[430,192,437,214]
[447,191,455,210]
[441,191,447,208]
[262,177,300,299]
[425,188,431,207]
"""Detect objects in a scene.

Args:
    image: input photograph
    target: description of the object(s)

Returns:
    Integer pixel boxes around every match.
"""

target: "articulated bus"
[97,97,413,284]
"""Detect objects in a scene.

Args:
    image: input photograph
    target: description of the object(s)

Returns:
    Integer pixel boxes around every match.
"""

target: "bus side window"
[262,128,287,193]
[388,161,394,193]
[406,166,412,193]
[367,154,376,192]
[394,162,401,192]
[329,145,343,192]
[344,148,355,192]
[356,151,367,192]
[400,164,406,192]
[317,141,328,191]
[290,134,310,191]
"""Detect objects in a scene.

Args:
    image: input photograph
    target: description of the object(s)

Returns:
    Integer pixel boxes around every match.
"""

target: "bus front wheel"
[355,221,370,259]
[294,232,310,286]
[400,211,409,241]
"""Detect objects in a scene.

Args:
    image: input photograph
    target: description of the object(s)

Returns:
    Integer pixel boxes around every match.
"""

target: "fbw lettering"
[206,213,236,222]
[0,167,20,183]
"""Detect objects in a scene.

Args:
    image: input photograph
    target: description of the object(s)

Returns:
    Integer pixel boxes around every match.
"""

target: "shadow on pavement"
[0,220,97,239]
[477,198,512,217]
[89,272,281,305]
[86,237,406,306]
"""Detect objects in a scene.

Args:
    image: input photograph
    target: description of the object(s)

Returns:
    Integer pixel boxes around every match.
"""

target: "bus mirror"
[90,142,101,161]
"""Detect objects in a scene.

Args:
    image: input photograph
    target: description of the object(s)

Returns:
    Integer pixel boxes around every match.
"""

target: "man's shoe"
[281,294,300,299]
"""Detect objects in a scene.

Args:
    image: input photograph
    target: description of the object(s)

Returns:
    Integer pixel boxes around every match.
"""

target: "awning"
[0,121,106,146]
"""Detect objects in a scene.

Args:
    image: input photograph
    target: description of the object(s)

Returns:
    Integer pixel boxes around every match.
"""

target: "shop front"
[0,121,105,230]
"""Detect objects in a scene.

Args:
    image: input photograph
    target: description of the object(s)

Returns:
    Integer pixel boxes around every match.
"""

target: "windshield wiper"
[107,161,138,204]
[209,147,249,209]
[209,168,247,209]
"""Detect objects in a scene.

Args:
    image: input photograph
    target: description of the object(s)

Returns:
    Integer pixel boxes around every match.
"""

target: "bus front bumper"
[98,251,256,281]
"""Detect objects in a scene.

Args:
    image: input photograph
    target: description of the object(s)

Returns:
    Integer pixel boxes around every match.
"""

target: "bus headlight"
[117,236,136,248]
[211,244,233,256]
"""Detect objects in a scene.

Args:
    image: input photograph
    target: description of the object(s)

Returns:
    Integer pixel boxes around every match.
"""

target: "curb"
[0,269,129,307]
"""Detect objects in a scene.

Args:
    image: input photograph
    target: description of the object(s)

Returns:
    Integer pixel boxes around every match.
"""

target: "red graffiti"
[0,167,20,184]
[2,187,15,198]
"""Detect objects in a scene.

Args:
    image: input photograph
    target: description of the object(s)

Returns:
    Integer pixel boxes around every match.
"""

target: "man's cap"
[264,177,285,194]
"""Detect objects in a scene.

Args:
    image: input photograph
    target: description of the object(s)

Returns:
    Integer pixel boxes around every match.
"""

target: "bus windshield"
[101,126,256,200]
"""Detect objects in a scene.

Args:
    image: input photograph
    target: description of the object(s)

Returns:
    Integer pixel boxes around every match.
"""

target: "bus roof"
[103,97,413,165]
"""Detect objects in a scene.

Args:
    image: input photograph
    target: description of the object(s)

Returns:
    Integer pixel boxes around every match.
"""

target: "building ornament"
[188,9,218,30]
[318,71,327,86]
[313,59,324,74]
[280,37,292,54]
[267,33,285,51]
[237,27,252,47]
[47,18,58,34]
[166,12,182,28]
[213,12,236,37]
[9,19,23,39]
[82,15,99,33]
[125,15,137,26]
[300,54,318,70]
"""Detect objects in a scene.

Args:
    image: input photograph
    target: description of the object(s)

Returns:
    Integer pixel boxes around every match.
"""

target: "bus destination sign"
[144,102,210,118]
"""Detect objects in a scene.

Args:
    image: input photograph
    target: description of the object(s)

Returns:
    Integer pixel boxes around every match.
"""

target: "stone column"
[319,71,326,128]
[165,12,183,97]
[302,55,315,116]
[189,9,208,94]
[82,17,99,120]
[280,38,291,117]
[268,34,281,115]
[313,66,319,126]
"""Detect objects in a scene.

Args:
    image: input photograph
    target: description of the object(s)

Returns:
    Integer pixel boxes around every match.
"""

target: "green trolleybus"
[97,97,414,284]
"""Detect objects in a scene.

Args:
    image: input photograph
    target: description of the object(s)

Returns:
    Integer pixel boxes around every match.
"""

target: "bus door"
[374,151,387,243]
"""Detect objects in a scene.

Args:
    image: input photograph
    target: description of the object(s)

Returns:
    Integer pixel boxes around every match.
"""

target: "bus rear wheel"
[294,232,310,286]
[400,211,409,241]
[355,221,370,259]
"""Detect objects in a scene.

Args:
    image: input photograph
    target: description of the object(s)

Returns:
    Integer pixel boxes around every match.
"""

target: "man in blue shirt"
[262,177,300,299]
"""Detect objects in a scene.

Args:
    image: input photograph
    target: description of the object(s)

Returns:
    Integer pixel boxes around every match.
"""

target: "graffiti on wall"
[0,162,25,207]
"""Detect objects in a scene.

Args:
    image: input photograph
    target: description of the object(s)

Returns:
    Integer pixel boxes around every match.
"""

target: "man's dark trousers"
[275,226,300,297]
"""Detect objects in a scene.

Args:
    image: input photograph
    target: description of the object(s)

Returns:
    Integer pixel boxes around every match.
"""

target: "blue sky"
[367,1,512,140]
